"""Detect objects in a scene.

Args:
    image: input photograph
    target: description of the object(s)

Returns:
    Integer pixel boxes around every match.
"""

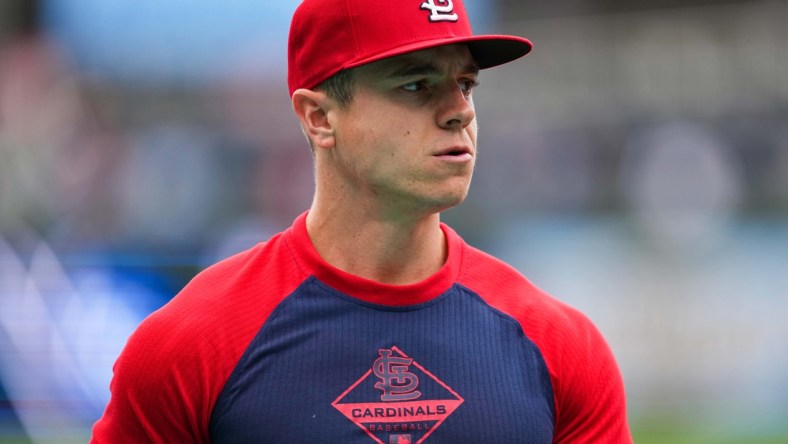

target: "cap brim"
[465,35,533,69]
[344,34,532,72]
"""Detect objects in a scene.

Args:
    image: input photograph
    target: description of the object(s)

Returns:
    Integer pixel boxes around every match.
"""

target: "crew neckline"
[285,212,464,306]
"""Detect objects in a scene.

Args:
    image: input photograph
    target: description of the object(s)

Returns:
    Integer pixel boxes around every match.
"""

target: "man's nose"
[437,84,476,130]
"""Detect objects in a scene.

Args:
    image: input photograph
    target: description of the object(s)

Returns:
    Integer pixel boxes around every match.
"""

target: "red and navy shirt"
[92,213,632,443]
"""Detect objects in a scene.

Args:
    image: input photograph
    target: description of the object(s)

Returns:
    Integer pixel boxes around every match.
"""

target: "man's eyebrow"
[385,60,480,79]
[387,62,440,78]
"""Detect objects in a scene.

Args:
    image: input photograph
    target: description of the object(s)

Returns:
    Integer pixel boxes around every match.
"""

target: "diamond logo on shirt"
[332,346,464,443]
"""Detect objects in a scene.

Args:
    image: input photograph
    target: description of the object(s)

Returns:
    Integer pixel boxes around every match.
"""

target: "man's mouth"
[434,146,473,158]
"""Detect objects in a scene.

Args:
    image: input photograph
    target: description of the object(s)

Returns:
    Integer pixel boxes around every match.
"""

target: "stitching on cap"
[345,0,361,68]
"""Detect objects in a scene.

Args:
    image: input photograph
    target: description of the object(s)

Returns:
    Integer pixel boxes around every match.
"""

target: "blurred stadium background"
[0,0,786,442]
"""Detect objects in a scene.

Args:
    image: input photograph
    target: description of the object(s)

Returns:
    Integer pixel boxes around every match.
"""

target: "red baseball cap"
[287,0,532,96]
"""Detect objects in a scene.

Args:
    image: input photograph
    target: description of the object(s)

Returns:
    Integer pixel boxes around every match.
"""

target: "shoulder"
[457,243,631,442]
[457,243,581,330]
[92,233,309,442]
[456,243,601,369]
[131,231,308,379]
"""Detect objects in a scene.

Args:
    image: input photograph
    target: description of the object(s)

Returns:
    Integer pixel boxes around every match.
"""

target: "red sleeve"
[541,303,631,443]
[458,244,632,444]
[91,235,306,443]
[90,306,218,443]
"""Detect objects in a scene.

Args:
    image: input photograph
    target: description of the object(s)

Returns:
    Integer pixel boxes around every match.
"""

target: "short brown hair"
[315,69,354,109]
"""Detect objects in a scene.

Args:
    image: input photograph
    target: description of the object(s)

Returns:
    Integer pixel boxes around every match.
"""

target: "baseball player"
[92,0,632,442]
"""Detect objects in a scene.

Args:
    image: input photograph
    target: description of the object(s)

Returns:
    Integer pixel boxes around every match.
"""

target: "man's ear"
[291,89,336,150]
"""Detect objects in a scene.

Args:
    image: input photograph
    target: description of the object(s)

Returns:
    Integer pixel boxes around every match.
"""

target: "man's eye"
[401,80,427,92]
[460,79,480,94]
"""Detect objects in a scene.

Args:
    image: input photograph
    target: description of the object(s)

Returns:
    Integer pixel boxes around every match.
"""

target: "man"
[92,0,632,442]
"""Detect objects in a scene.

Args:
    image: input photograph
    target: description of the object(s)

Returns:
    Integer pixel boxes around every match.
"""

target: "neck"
[305,203,446,285]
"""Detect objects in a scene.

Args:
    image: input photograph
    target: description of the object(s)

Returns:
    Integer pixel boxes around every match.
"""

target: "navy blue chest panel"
[210,277,555,443]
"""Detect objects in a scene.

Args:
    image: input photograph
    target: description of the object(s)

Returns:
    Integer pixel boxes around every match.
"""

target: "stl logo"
[333,346,464,443]
[374,349,421,401]
[420,0,459,23]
